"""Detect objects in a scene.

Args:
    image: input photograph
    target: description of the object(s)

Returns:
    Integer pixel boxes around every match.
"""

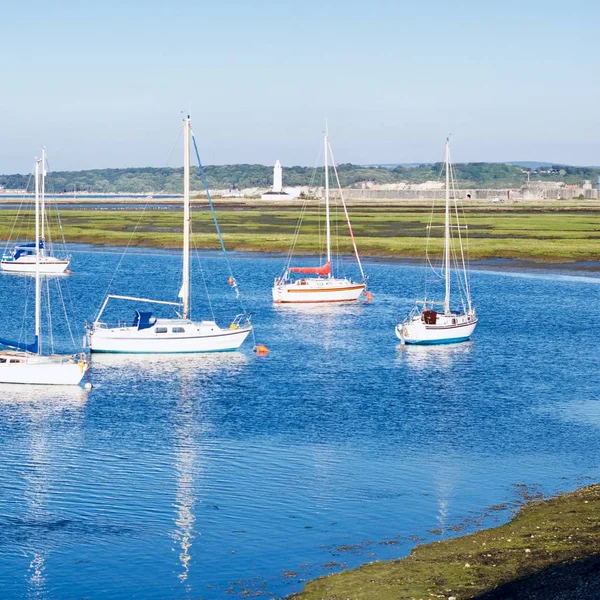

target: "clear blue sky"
[1,0,599,172]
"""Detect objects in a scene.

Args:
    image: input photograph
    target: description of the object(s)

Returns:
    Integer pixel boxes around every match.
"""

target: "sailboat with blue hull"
[396,138,477,345]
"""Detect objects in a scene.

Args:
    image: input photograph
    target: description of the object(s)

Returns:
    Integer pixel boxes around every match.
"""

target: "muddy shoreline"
[289,484,600,600]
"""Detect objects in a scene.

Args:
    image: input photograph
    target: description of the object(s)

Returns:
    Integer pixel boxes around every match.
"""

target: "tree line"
[0,163,598,193]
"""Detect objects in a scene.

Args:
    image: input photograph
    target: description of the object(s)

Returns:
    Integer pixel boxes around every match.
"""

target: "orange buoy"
[65,269,72,275]
[366,291,373,303]
[253,344,270,355]
[228,276,235,286]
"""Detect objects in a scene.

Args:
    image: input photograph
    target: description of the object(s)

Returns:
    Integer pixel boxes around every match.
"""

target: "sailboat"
[0,156,88,385]
[396,138,477,345]
[88,116,252,354]
[272,128,367,304]
[1,148,71,274]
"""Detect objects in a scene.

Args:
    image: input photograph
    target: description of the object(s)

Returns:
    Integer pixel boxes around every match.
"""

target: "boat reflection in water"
[0,386,86,599]
[432,453,462,534]
[273,302,365,316]
[396,340,474,372]
[0,383,88,407]
[274,302,366,352]
[90,351,249,379]
[172,366,198,587]
[91,351,246,589]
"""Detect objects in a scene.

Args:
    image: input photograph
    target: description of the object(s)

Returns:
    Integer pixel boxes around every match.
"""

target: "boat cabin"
[0,352,27,364]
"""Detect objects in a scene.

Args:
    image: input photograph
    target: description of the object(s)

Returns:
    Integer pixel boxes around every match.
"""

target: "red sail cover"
[289,261,331,276]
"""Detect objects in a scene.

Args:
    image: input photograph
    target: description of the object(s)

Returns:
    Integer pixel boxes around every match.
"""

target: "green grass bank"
[3,200,600,263]
[289,484,600,600]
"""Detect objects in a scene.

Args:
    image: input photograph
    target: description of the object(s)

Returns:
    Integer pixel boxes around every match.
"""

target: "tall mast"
[40,147,46,249]
[324,122,331,274]
[443,138,451,315]
[34,158,41,354]
[182,116,191,320]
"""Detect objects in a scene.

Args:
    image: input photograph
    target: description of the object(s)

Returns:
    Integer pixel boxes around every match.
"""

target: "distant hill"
[362,163,424,169]
[1,162,599,193]
[370,161,599,170]
[506,160,556,169]
[507,161,600,170]
[507,161,557,169]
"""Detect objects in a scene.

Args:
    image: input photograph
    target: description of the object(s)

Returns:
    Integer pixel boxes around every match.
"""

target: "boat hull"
[396,314,477,345]
[89,319,252,354]
[1,257,70,274]
[0,354,87,385]
[272,278,365,304]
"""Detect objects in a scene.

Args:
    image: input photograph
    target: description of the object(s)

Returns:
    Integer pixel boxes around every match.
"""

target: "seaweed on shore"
[289,484,600,600]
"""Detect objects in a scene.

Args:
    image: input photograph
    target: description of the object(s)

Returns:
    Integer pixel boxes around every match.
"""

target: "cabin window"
[452,318,457,325]
[0,358,6,363]
[9,359,20,363]
[155,327,168,334]
[172,327,185,333]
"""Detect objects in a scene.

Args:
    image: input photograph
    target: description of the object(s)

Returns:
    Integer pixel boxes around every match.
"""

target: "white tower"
[273,160,283,193]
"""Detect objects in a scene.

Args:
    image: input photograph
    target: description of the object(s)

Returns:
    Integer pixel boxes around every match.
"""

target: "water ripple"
[0,251,599,599]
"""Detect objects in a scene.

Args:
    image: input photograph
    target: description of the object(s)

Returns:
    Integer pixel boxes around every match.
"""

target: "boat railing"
[91,319,134,330]
[230,313,252,329]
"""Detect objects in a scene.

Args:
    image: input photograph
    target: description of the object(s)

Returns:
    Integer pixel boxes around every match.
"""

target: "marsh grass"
[2,202,600,262]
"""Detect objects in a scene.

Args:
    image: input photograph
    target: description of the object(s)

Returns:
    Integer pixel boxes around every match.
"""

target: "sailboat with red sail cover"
[272,128,367,304]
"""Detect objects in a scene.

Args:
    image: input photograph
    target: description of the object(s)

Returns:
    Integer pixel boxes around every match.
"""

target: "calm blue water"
[1,248,600,599]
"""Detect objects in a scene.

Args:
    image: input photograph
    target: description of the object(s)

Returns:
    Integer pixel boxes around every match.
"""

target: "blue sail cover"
[132,311,156,330]
[4,240,45,261]
[0,334,38,353]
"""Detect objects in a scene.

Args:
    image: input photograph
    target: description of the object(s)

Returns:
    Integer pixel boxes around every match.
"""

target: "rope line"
[190,128,254,344]
[328,142,366,282]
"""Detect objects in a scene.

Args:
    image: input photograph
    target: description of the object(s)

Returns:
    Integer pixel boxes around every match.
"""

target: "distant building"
[261,160,298,200]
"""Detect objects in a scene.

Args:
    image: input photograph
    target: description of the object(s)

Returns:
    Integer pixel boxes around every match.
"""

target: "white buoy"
[84,382,93,390]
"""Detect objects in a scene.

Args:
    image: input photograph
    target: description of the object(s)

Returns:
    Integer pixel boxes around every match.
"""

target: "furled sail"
[0,335,38,354]
[288,262,331,276]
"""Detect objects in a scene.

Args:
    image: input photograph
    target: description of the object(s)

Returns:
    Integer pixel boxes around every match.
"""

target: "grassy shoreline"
[289,484,600,600]
[2,201,600,265]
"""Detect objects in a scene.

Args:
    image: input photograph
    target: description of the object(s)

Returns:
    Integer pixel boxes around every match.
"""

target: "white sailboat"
[396,138,477,345]
[272,129,367,304]
[88,116,252,354]
[0,157,88,385]
[1,148,71,274]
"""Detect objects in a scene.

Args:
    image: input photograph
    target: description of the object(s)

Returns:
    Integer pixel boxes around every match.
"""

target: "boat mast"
[443,138,451,315]
[182,116,191,320]
[324,122,331,276]
[40,147,46,252]
[34,158,41,354]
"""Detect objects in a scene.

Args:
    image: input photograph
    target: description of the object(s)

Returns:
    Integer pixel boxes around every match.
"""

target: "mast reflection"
[0,385,86,599]
[152,353,248,587]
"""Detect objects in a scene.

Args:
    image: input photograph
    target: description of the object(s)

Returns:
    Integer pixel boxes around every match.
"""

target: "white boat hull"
[1,256,70,274]
[89,318,252,353]
[396,312,477,345]
[0,353,87,385]
[272,278,365,304]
